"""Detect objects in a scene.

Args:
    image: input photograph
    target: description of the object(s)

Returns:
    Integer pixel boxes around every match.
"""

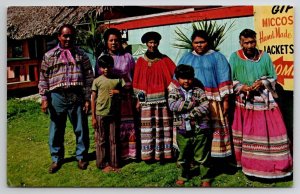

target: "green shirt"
[229,50,277,86]
[92,75,125,116]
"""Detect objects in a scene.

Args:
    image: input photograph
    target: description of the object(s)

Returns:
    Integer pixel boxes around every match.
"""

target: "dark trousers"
[95,115,119,168]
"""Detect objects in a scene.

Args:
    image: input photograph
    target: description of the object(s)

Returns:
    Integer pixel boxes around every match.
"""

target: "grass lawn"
[7,99,293,188]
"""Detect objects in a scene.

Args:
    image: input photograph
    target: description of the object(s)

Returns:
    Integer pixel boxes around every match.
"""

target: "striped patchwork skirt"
[119,93,136,160]
[140,103,173,160]
[232,105,293,178]
[209,101,232,157]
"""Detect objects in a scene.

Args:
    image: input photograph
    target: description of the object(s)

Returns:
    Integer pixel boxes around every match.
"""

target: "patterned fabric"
[119,93,136,159]
[209,101,232,157]
[140,103,173,160]
[178,50,233,157]
[39,44,94,101]
[168,80,210,134]
[229,49,293,178]
[134,54,176,161]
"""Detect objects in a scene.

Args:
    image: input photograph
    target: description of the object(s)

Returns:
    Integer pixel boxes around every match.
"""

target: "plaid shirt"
[38,45,94,101]
[168,81,210,134]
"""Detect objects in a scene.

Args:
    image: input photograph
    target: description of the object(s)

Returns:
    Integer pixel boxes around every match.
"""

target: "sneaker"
[48,162,61,174]
[78,160,88,170]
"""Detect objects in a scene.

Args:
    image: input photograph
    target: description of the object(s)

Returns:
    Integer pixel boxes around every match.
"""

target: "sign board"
[254,5,294,90]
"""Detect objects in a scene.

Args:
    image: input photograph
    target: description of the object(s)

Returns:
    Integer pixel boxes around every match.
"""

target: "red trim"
[204,80,233,92]
[237,49,246,59]
[108,6,253,30]
[237,49,264,61]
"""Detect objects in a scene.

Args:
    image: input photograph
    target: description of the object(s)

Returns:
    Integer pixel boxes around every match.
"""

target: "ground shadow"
[246,173,293,184]
[62,151,96,165]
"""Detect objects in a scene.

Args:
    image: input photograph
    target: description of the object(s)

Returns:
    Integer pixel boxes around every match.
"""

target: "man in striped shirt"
[38,24,94,173]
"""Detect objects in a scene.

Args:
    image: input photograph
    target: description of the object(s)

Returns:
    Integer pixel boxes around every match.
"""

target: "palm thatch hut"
[7,6,106,40]
[7,6,106,93]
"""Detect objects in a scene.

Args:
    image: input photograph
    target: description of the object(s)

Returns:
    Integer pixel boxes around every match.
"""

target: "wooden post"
[22,40,30,58]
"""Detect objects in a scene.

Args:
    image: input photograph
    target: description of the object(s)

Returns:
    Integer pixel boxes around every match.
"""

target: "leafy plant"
[173,20,235,51]
[76,14,106,61]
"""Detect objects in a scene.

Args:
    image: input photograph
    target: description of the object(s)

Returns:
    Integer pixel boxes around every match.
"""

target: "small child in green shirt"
[91,55,125,172]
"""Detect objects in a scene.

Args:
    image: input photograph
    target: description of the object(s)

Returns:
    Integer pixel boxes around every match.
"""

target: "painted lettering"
[275,64,294,77]
[259,31,275,43]
[264,44,294,55]
[261,16,293,27]
[275,27,292,38]
[272,5,293,14]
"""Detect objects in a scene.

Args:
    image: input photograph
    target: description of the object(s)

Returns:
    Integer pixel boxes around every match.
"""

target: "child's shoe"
[175,180,185,186]
[201,181,211,187]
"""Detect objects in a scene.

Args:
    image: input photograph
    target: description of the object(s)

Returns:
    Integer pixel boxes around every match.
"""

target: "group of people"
[38,23,293,186]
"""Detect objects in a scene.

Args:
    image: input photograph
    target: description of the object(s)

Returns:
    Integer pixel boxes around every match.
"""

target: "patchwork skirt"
[232,105,293,178]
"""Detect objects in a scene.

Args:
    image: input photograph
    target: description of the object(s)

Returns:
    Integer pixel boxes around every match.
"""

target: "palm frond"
[172,27,193,49]
[173,20,235,51]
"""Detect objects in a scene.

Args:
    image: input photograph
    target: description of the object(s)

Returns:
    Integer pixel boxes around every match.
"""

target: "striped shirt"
[38,45,94,101]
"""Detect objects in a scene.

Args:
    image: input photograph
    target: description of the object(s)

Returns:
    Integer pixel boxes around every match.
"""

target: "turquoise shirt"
[229,49,277,86]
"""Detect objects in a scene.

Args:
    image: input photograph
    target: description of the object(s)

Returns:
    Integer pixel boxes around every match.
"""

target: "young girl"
[91,55,125,172]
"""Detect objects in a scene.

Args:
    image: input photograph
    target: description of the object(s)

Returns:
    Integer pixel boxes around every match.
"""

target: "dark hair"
[175,64,195,80]
[97,55,114,68]
[58,24,76,35]
[239,29,256,40]
[103,28,122,43]
[141,31,162,43]
[191,30,210,43]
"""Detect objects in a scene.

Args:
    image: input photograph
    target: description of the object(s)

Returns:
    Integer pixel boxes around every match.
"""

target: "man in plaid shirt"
[38,24,94,173]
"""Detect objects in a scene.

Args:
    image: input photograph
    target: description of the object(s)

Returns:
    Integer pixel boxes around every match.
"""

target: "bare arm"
[91,91,98,129]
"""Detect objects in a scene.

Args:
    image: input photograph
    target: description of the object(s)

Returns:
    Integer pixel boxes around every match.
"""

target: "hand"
[83,100,90,114]
[136,100,141,112]
[109,89,120,97]
[190,119,196,128]
[190,96,198,106]
[251,80,263,91]
[41,99,48,113]
[223,100,229,117]
[92,117,98,129]
[240,85,252,92]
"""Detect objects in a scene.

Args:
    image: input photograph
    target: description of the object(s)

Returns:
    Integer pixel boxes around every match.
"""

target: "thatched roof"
[7,6,105,40]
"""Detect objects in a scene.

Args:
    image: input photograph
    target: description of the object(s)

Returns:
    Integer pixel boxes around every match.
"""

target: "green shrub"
[7,99,40,120]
